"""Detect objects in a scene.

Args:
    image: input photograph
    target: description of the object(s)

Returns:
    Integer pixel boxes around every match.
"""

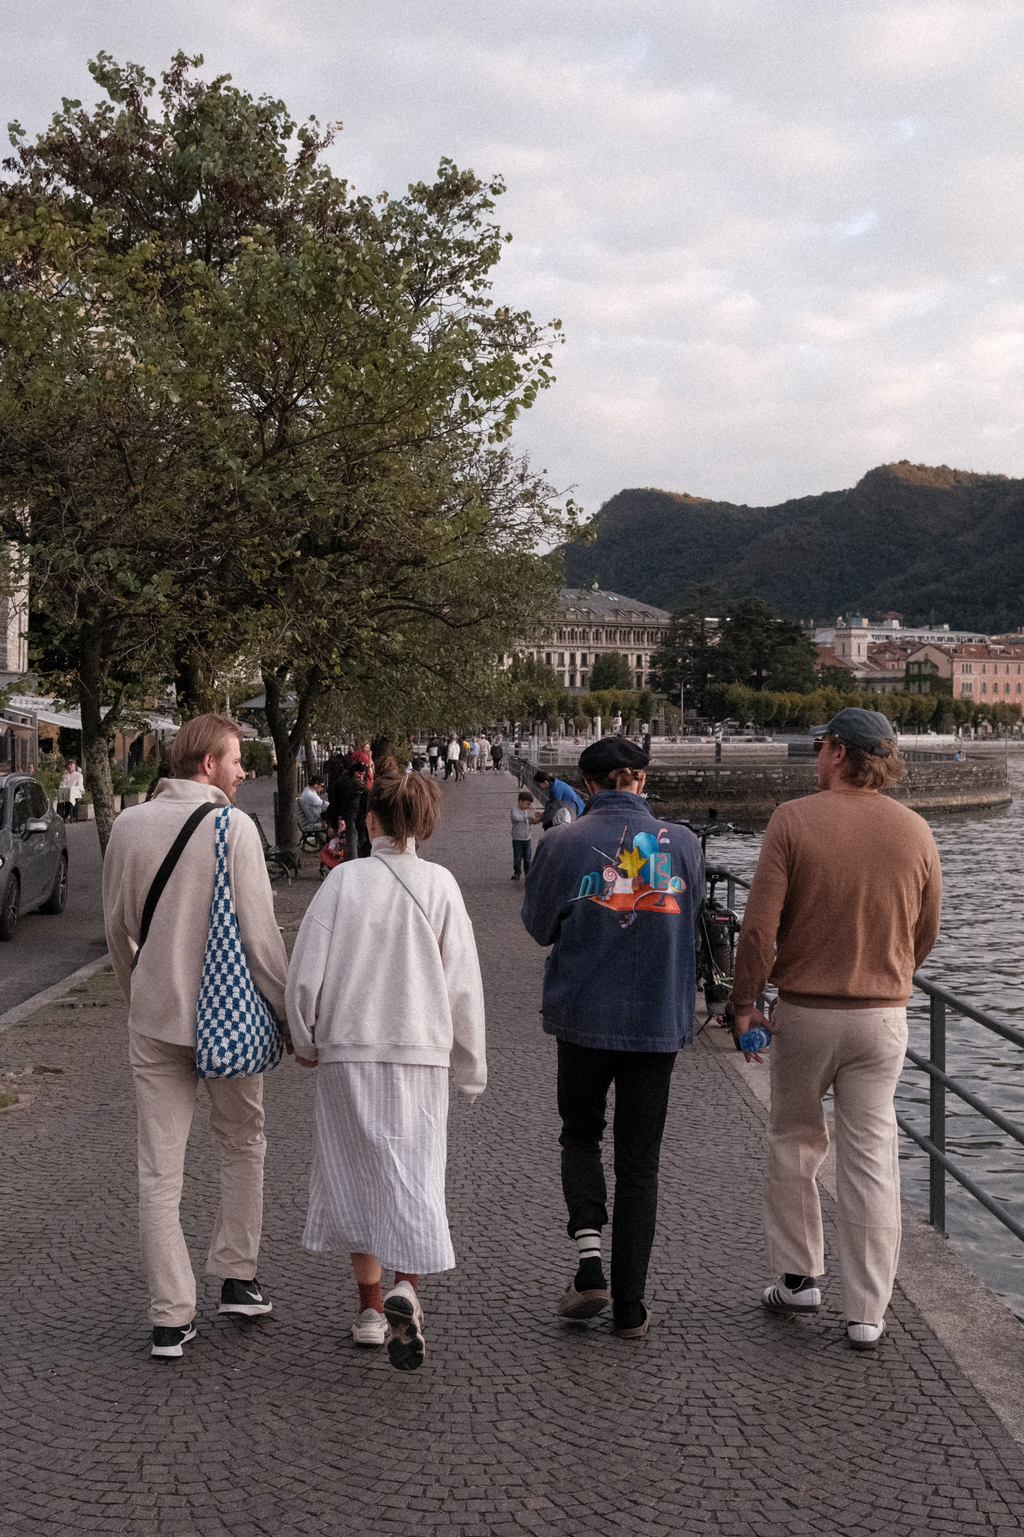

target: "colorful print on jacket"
[521,790,704,1053]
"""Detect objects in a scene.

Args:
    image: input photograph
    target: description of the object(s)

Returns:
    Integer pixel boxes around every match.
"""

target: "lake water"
[694,758,1024,1321]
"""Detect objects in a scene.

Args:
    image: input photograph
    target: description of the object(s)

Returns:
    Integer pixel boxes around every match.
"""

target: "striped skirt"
[302,1060,456,1274]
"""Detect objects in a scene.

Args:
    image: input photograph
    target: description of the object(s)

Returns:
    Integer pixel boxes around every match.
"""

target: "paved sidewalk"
[3,769,1024,1534]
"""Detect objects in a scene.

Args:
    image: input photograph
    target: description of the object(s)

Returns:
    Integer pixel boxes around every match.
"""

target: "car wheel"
[39,852,68,916]
[0,874,19,941]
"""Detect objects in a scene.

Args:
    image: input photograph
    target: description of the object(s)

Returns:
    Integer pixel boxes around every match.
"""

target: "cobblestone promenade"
[3,770,1024,1535]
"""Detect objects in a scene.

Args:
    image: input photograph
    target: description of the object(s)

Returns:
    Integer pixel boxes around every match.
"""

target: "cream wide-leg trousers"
[763,1000,908,1327]
[129,1033,266,1327]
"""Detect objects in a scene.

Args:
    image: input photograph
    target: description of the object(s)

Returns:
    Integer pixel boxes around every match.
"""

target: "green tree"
[816,665,858,694]
[0,53,575,847]
[649,581,725,716]
[711,597,817,693]
[589,651,633,691]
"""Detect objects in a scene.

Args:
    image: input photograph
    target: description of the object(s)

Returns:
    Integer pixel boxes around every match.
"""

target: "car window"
[12,784,31,834]
[28,781,49,818]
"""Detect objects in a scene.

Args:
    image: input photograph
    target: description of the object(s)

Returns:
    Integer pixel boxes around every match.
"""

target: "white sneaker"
[383,1280,426,1371]
[762,1278,821,1313]
[847,1321,885,1350]
[351,1307,387,1347]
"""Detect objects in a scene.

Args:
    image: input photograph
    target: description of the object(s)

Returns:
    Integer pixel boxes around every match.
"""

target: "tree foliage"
[0,52,578,846]
[588,650,633,691]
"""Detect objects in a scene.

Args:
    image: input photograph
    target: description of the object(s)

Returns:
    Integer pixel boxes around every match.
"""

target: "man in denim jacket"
[521,737,703,1337]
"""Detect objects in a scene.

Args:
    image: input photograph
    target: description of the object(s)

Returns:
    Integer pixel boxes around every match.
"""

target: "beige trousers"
[129,1032,266,1327]
[764,1000,908,1326]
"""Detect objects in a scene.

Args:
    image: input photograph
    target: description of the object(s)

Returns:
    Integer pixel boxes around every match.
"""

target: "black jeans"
[512,838,532,876]
[557,1039,677,1305]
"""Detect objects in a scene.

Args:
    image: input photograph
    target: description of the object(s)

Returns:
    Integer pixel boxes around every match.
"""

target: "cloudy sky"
[5,1,1024,518]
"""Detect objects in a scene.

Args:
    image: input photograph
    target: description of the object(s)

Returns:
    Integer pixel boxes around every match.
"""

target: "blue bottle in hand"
[739,1026,771,1054]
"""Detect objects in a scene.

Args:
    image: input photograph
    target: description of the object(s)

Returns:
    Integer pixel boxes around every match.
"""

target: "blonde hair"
[583,766,645,792]
[171,714,242,778]
[367,772,441,852]
[832,735,907,791]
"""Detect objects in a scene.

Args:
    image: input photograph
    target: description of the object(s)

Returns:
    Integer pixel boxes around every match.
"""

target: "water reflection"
[692,759,1024,1320]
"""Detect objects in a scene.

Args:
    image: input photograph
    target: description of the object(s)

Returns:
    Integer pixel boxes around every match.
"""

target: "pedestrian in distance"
[326,760,369,863]
[286,772,486,1371]
[490,733,505,773]
[510,790,542,880]
[427,737,440,776]
[521,736,703,1337]
[445,735,461,780]
[533,769,586,821]
[730,707,942,1351]
[56,758,85,821]
[468,736,481,772]
[102,714,289,1359]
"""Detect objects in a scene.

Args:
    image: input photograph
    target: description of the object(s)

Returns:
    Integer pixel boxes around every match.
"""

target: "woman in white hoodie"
[286,772,486,1370]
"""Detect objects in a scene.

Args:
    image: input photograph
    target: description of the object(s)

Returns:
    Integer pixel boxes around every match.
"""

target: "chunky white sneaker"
[762,1278,821,1313]
[847,1321,885,1350]
[383,1280,426,1371]
[351,1307,387,1347]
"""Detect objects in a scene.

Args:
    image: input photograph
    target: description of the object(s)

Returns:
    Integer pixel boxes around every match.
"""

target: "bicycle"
[676,817,755,1028]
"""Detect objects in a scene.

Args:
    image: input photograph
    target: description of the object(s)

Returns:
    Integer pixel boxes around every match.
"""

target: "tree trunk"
[79,633,118,856]
[262,667,320,848]
[175,646,219,717]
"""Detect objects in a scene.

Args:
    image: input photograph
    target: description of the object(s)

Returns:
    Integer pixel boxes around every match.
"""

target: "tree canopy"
[0,52,578,845]
[588,650,632,691]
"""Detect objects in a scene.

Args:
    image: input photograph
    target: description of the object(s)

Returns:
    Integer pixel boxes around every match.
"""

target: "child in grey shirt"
[510,792,540,880]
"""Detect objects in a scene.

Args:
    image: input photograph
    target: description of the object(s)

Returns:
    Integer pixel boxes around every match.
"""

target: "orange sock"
[357,1280,383,1313]
[394,1271,419,1292]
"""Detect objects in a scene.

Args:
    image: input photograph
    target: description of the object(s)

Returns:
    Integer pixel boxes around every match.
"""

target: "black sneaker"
[151,1321,197,1358]
[218,1278,273,1316]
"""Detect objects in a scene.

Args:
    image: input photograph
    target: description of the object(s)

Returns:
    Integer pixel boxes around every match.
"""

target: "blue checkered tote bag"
[195,807,284,1078]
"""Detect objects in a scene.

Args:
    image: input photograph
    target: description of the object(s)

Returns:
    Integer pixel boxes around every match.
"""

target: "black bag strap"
[133,802,218,966]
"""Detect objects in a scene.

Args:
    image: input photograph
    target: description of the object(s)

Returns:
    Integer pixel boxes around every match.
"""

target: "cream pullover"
[285,838,487,1097]
[103,779,288,1045]
[731,788,942,1009]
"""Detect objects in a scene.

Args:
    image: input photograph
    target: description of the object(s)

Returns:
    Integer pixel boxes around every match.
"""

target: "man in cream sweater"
[103,714,288,1359]
[731,708,941,1351]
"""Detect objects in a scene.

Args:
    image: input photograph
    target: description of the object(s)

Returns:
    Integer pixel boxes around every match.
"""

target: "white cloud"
[2,0,1024,516]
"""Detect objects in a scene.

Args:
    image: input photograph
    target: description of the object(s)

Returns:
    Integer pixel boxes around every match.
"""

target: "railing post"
[929,992,946,1234]
[726,876,735,911]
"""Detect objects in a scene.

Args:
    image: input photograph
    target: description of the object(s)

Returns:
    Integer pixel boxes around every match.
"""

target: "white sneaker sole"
[151,1323,197,1358]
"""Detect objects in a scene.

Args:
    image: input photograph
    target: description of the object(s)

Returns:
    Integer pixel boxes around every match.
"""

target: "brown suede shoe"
[613,1303,651,1338]
[556,1279,611,1319]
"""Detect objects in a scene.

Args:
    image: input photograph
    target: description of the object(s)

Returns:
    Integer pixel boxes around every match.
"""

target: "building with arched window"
[501,587,671,693]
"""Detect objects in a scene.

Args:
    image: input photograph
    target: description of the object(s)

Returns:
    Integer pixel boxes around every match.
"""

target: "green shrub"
[35,754,66,801]
[242,741,274,776]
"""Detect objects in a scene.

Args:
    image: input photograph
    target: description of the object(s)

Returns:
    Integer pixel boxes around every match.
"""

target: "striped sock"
[573,1229,606,1290]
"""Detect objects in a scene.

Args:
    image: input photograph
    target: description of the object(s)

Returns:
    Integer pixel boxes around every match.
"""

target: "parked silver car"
[0,774,69,940]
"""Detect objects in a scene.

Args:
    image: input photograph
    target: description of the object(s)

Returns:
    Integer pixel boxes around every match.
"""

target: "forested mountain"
[559,462,1024,630]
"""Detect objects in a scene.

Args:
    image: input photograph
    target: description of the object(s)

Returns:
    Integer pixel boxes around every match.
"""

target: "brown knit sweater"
[731,789,942,1009]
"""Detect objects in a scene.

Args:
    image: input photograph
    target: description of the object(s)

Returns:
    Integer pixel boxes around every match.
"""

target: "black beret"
[578,735,650,775]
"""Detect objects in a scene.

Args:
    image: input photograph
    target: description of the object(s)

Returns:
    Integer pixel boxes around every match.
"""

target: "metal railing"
[705,864,750,911]
[897,976,1024,1243]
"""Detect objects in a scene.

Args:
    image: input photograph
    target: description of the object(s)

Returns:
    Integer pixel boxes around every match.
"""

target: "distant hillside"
[559,462,1024,631]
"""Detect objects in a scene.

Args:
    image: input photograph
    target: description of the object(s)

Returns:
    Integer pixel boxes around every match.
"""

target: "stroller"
[319,826,346,880]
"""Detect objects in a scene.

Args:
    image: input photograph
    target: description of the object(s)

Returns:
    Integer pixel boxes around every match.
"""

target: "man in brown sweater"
[731,708,941,1350]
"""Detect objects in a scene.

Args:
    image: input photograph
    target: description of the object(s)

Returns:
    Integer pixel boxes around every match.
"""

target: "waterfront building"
[505,587,671,693]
